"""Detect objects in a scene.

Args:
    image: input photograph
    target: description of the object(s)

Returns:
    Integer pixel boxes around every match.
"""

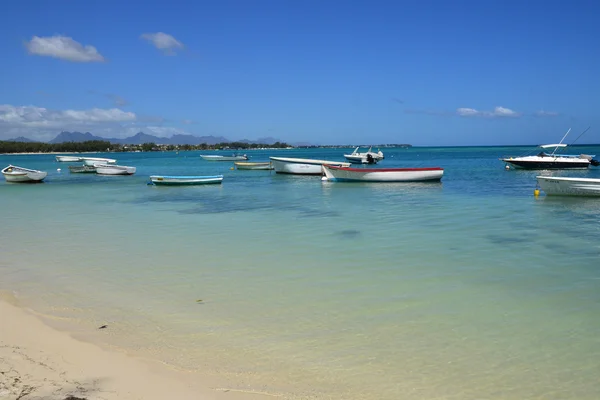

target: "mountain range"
[7,131,284,145]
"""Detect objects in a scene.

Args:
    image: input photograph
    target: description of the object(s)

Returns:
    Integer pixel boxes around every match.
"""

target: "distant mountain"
[5,136,35,142]
[49,131,103,143]
[236,136,284,145]
[47,131,291,146]
[109,132,163,145]
[168,134,229,145]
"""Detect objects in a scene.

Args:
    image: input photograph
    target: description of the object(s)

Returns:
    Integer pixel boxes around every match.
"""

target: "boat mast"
[551,128,571,155]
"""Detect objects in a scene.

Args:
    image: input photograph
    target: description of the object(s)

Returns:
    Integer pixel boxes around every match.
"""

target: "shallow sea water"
[1,146,600,399]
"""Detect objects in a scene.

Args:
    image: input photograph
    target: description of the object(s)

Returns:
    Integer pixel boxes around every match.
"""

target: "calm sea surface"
[2,146,600,399]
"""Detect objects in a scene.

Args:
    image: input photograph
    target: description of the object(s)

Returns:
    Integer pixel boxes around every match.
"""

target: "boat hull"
[96,165,136,175]
[270,157,351,175]
[68,165,97,173]
[322,165,444,182]
[200,155,249,161]
[150,175,223,185]
[536,176,600,196]
[2,165,47,182]
[502,157,590,169]
[234,162,273,170]
[82,157,117,166]
[56,156,82,162]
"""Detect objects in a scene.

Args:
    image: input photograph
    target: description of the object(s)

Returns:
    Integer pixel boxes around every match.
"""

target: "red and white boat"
[322,165,443,182]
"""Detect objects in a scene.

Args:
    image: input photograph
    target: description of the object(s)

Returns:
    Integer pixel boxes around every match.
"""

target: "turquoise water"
[2,147,600,399]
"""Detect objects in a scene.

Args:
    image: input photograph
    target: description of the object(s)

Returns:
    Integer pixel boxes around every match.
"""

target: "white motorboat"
[200,154,249,161]
[95,164,136,175]
[501,128,599,169]
[269,157,351,175]
[322,165,444,182]
[536,176,600,196]
[82,157,117,166]
[55,155,83,162]
[150,175,224,185]
[343,146,385,164]
[2,165,47,183]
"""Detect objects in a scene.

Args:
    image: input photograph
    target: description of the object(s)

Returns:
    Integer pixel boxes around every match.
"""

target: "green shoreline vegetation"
[0,140,292,154]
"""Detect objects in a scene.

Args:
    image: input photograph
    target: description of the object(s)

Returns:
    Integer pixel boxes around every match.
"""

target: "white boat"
[68,165,97,173]
[536,176,600,196]
[343,146,385,164]
[95,164,136,175]
[82,157,117,166]
[150,175,224,185]
[2,165,47,183]
[56,155,82,162]
[234,161,273,170]
[322,165,444,182]
[501,128,599,169]
[200,154,249,161]
[269,157,351,175]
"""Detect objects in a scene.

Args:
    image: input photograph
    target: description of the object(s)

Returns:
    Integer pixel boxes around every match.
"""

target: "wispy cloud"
[25,35,105,62]
[457,106,521,118]
[88,90,128,107]
[140,32,184,55]
[534,110,559,117]
[0,104,135,141]
[181,119,196,125]
[391,97,405,105]
[404,109,451,117]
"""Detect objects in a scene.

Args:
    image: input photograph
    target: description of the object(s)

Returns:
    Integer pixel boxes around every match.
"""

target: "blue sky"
[0,0,599,146]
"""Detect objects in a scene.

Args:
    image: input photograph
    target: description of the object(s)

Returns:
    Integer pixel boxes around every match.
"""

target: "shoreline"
[0,292,275,400]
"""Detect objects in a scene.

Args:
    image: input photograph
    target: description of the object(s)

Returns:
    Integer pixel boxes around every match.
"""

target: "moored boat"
[234,161,273,170]
[501,128,599,169]
[200,154,249,161]
[56,155,83,162]
[68,165,97,173]
[536,176,600,196]
[322,165,444,182]
[269,157,351,175]
[2,165,48,183]
[343,146,384,164]
[95,164,136,175]
[82,157,117,166]
[150,175,224,185]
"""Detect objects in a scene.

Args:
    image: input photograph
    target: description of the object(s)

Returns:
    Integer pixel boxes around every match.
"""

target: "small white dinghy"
[150,175,224,185]
[2,165,48,183]
[56,155,83,162]
[322,165,444,182]
[82,157,117,166]
[95,164,136,175]
[536,176,600,197]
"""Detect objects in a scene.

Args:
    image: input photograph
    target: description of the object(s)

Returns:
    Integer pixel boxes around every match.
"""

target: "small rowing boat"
[322,165,444,182]
[150,175,224,185]
[2,165,47,183]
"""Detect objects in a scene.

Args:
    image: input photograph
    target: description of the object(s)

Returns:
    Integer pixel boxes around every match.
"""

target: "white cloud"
[0,104,136,141]
[141,32,184,55]
[0,104,197,142]
[534,110,559,117]
[457,106,521,118]
[456,108,480,117]
[182,119,195,125]
[25,35,105,62]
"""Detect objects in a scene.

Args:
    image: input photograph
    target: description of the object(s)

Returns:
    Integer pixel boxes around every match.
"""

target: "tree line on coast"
[0,140,292,154]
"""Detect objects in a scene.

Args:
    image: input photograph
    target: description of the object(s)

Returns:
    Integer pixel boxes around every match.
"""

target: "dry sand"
[0,296,276,400]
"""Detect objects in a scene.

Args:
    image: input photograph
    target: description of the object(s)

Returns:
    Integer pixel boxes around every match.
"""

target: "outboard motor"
[366,153,375,164]
[591,159,600,167]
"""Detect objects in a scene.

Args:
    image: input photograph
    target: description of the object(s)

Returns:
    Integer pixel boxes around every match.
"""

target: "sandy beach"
[0,294,273,400]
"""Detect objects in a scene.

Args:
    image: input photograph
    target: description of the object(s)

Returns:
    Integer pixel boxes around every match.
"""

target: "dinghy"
[2,165,47,183]
[150,175,224,185]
